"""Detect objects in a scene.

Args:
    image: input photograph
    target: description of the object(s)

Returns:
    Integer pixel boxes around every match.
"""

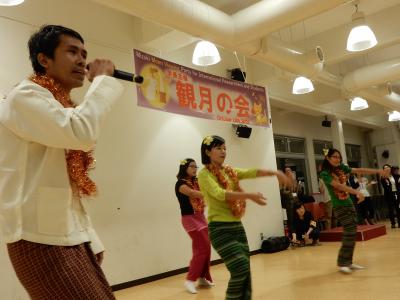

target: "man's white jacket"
[0,75,123,254]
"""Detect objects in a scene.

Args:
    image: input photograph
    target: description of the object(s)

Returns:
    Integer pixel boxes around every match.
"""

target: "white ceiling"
[91,0,400,129]
[201,0,262,15]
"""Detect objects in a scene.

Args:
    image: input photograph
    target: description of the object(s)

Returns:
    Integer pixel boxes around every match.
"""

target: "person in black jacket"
[381,164,400,228]
[291,202,321,246]
[280,166,298,236]
[392,166,400,194]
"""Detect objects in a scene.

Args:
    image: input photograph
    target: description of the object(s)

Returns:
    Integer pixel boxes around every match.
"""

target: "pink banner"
[134,49,269,127]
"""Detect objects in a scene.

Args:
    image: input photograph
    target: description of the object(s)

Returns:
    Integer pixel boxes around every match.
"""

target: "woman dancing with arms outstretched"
[197,135,292,300]
[319,148,387,274]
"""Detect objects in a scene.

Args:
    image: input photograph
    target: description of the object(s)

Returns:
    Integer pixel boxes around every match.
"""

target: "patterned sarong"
[7,240,115,300]
[209,222,251,300]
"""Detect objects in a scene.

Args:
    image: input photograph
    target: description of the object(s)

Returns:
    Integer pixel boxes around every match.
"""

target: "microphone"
[113,69,144,84]
[85,65,144,84]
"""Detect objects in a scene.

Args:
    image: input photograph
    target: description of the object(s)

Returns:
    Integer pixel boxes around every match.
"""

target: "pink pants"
[182,213,212,282]
[187,228,212,281]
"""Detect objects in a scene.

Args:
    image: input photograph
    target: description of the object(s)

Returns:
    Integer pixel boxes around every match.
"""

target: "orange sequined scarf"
[206,164,245,218]
[30,74,97,197]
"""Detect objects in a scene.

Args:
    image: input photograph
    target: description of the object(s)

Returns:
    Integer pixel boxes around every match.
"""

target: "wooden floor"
[115,223,400,300]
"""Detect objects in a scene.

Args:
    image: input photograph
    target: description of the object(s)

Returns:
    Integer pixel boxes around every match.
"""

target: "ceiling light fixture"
[346,3,377,52]
[350,97,369,111]
[388,111,400,122]
[292,76,314,94]
[192,40,221,66]
[0,0,24,6]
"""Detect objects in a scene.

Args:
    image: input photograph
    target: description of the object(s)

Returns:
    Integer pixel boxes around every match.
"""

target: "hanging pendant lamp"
[192,40,221,66]
[292,76,314,94]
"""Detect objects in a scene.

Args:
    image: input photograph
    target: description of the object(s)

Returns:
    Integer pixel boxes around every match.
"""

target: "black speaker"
[382,150,389,159]
[230,68,246,82]
[235,125,252,138]
[322,120,331,127]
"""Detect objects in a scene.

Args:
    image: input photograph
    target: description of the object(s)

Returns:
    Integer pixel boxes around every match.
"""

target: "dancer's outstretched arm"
[227,191,267,205]
[198,171,267,205]
[352,167,387,177]
[256,169,294,187]
[179,185,203,199]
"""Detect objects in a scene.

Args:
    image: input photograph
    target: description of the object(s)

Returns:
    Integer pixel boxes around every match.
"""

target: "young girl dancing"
[175,158,214,294]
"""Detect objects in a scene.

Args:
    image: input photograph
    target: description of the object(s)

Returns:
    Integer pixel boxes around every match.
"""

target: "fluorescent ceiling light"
[192,41,221,66]
[0,0,24,6]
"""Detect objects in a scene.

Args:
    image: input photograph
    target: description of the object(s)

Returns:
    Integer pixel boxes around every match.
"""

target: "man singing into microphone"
[0,25,123,299]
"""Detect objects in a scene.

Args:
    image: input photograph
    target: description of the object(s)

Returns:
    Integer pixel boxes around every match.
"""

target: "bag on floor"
[261,236,290,253]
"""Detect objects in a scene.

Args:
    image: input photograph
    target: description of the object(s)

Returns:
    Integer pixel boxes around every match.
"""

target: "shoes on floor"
[198,278,215,287]
[339,266,352,274]
[311,240,322,246]
[350,264,366,270]
[184,280,197,294]
[339,263,366,274]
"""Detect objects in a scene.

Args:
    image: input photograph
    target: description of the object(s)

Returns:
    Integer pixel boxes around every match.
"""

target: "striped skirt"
[209,222,251,300]
[333,205,357,266]
[7,240,115,300]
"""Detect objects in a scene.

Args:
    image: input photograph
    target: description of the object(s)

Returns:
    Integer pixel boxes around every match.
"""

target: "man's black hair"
[28,25,84,74]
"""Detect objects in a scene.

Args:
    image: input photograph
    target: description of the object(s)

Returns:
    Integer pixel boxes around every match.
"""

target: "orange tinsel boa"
[183,178,205,213]
[206,164,245,218]
[30,74,97,197]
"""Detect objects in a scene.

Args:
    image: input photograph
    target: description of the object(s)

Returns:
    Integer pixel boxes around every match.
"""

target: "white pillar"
[331,118,347,164]
[390,124,400,167]
[305,135,319,193]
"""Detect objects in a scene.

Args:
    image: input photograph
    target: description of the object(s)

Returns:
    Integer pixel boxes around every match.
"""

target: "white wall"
[369,125,400,168]
[0,1,284,298]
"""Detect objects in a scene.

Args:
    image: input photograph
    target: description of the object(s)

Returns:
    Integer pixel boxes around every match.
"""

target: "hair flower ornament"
[323,148,329,156]
[180,159,188,165]
[203,136,213,146]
